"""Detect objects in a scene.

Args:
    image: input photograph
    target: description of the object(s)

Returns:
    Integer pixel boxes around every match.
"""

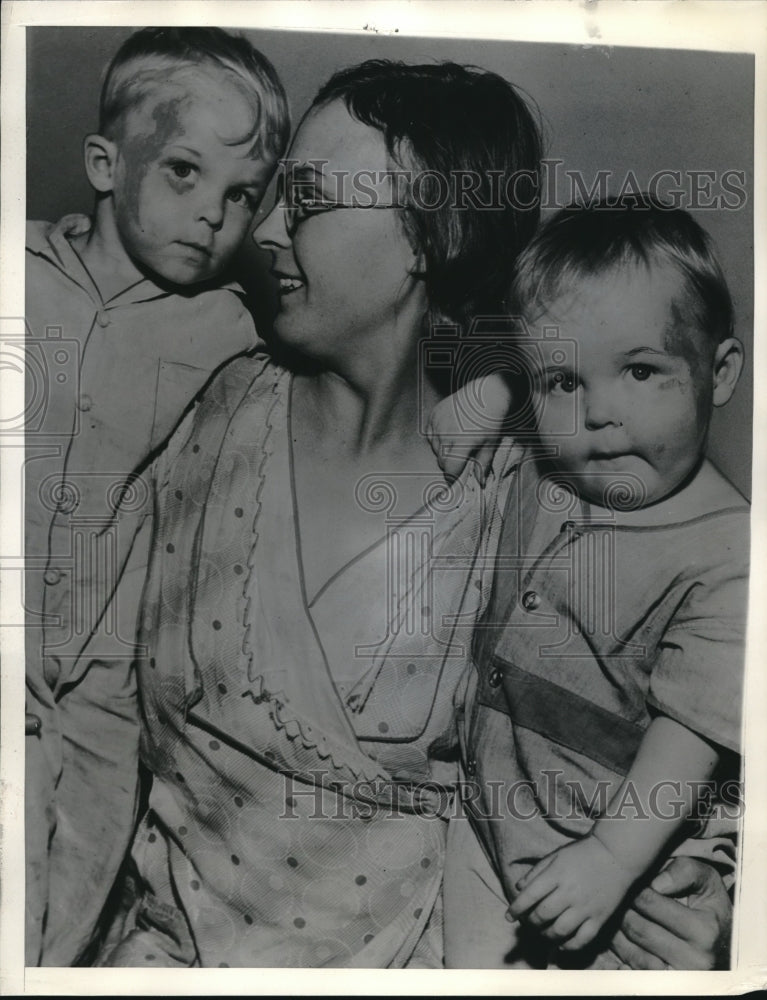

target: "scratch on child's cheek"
[658,375,687,393]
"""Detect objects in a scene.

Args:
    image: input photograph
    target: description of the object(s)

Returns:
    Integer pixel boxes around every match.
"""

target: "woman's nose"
[253,200,291,249]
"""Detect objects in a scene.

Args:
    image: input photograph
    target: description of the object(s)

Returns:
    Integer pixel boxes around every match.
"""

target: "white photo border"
[2,1,765,995]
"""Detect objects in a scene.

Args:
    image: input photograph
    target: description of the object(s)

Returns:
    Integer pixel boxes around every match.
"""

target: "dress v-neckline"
[287,375,436,610]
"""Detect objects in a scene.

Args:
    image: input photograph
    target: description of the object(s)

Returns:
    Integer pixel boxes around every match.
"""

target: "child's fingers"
[516,851,557,892]
[556,917,600,952]
[438,446,472,482]
[508,867,559,919]
[473,443,497,484]
[524,888,569,930]
[539,905,582,943]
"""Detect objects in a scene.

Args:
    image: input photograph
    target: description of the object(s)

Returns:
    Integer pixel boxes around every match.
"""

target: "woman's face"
[254,99,426,367]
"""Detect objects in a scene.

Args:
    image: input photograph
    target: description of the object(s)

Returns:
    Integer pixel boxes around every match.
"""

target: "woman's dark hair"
[312,60,543,338]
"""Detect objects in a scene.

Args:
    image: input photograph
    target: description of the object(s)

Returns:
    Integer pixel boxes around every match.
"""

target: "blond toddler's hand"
[507,835,641,952]
[426,374,511,484]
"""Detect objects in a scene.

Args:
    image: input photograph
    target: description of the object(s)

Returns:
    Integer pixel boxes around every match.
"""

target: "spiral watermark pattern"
[39,475,81,515]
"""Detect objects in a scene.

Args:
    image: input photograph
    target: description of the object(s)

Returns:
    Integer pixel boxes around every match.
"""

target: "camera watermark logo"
[1,317,80,436]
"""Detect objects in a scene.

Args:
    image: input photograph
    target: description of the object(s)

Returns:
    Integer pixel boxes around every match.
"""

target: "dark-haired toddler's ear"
[83,134,118,193]
[712,337,744,407]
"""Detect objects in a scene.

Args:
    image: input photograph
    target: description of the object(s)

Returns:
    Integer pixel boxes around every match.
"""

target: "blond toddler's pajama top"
[448,448,748,968]
[24,215,257,965]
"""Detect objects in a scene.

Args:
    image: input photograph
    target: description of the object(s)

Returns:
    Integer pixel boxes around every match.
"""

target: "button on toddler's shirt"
[77,394,93,412]
[521,590,540,611]
[44,568,62,585]
[96,310,110,327]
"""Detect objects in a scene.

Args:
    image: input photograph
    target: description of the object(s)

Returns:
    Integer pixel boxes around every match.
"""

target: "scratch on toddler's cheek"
[657,375,688,394]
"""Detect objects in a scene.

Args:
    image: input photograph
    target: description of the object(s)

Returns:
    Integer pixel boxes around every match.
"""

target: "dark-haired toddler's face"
[528,265,718,508]
[110,68,275,285]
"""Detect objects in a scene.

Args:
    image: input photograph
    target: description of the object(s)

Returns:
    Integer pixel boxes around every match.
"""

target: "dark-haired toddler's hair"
[99,27,290,161]
[312,60,543,337]
[512,193,734,346]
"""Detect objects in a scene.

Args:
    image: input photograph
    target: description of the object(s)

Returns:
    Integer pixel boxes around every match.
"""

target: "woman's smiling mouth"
[275,273,304,294]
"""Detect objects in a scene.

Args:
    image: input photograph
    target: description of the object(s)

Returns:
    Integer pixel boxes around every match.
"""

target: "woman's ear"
[83,134,118,193]
[409,248,427,279]
[712,337,744,407]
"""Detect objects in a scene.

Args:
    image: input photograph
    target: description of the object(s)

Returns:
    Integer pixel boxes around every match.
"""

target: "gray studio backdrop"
[26,27,754,497]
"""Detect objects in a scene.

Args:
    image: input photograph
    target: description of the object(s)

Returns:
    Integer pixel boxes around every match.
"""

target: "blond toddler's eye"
[227,189,256,209]
[629,365,654,381]
[170,162,194,179]
[549,371,577,394]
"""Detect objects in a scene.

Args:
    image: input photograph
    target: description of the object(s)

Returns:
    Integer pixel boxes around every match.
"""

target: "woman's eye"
[629,365,654,382]
[549,371,577,394]
[297,195,333,215]
[296,196,319,211]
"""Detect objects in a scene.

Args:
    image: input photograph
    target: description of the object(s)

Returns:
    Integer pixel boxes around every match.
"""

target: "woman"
[101,60,731,968]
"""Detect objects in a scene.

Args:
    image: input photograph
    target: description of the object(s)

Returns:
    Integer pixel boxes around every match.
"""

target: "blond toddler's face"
[109,66,275,285]
[528,265,735,508]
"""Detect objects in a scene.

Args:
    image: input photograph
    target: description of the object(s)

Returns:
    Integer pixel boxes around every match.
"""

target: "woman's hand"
[610,857,732,969]
[426,374,512,484]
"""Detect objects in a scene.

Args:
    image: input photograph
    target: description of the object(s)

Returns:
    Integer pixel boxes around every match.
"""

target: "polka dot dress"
[103,358,505,968]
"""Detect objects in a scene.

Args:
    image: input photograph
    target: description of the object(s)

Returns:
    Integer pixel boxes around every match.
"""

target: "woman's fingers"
[619,901,712,970]
[631,885,712,941]
[631,889,721,966]
[610,928,669,970]
[649,856,727,906]
[612,859,731,969]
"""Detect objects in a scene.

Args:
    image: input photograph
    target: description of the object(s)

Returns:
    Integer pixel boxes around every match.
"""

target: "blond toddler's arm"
[426,373,512,483]
[507,715,721,953]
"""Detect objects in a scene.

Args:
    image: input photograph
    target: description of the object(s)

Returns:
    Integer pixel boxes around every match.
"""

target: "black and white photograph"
[1,0,765,992]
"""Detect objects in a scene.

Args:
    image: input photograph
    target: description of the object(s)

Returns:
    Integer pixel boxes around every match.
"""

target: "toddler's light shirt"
[25,214,259,965]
